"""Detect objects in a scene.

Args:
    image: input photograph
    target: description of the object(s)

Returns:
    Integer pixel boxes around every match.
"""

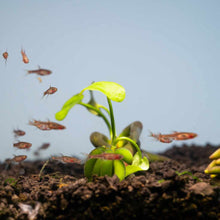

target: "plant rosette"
[55,81,149,181]
[84,136,149,181]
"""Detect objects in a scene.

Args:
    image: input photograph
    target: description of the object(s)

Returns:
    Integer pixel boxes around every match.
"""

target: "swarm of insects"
[5,47,63,168]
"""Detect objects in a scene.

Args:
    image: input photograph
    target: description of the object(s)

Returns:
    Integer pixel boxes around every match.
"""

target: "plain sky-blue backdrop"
[0,1,220,161]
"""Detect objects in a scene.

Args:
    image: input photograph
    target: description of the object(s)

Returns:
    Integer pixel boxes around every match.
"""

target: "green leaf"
[113,160,126,181]
[90,132,110,148]
[118,121,143,142]
[90,149,115,178]
[84,158,97,180]
[125,165,144,177]
[81,81,126,102]
[125,156,149,177]
[132,152,141,166]
[92,159,103,176]
[132,152,149,170]
[139,156,149,170]
[84,147,106,180]
[122,142,137,155]
[115,147,133,164]
[55,93,84,121]
[100,160,114,176]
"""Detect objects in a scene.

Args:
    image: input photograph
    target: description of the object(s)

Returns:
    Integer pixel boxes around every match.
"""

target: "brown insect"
[27,66,52,76]
[13,129,26,138]
[2,51,8,64]
[38,143,50,150]
[10,155,27,163]
[46,121,66,130]
[21,48,29,64]
[157,136,174,143]
[42,86,57,98]
[33,151,40,156]
[51,156,81,164]
[13,142,32,150]
[29,120,51,130]
[171,132,197,140]
[29,119,66,130]
[88,153,124,160]
[150,131,197,143]
[150,132,174,143]
[33,143,50,156]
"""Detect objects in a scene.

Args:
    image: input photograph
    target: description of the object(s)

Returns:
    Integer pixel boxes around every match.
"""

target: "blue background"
[1,1,220,161]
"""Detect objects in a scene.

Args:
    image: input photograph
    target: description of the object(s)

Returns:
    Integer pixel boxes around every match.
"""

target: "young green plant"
[55,81,149,181]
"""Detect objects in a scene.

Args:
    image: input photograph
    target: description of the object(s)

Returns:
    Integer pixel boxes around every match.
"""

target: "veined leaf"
[138,156,149,170]
[125,165,143,177]
[125,156,149,177]
[132,152,141,166]
[55,93,84,121]
[81,81,126,102]
[132,152,149,169]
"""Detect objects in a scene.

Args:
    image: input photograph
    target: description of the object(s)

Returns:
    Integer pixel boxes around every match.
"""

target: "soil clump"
[0,143,219,219]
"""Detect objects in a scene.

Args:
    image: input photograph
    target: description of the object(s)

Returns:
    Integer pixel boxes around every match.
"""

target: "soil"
[0,143,220,220]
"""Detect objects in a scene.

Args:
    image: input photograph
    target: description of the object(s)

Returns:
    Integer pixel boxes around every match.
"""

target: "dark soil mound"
[159,143,219,167]
[0,144,219,219]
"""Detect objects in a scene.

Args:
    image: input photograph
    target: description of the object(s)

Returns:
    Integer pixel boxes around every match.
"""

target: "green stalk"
[79,102,112,136]
[98,105,110,115]
[107,98,116,142]
[115,137,142,158]
[39,159,49,179]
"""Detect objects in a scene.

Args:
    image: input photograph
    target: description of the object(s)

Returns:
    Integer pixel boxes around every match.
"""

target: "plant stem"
[39,160,49,179]
[79,102,112,136]
[115,137,142,158]
[107,97,116,142]
[98,105,110,115]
